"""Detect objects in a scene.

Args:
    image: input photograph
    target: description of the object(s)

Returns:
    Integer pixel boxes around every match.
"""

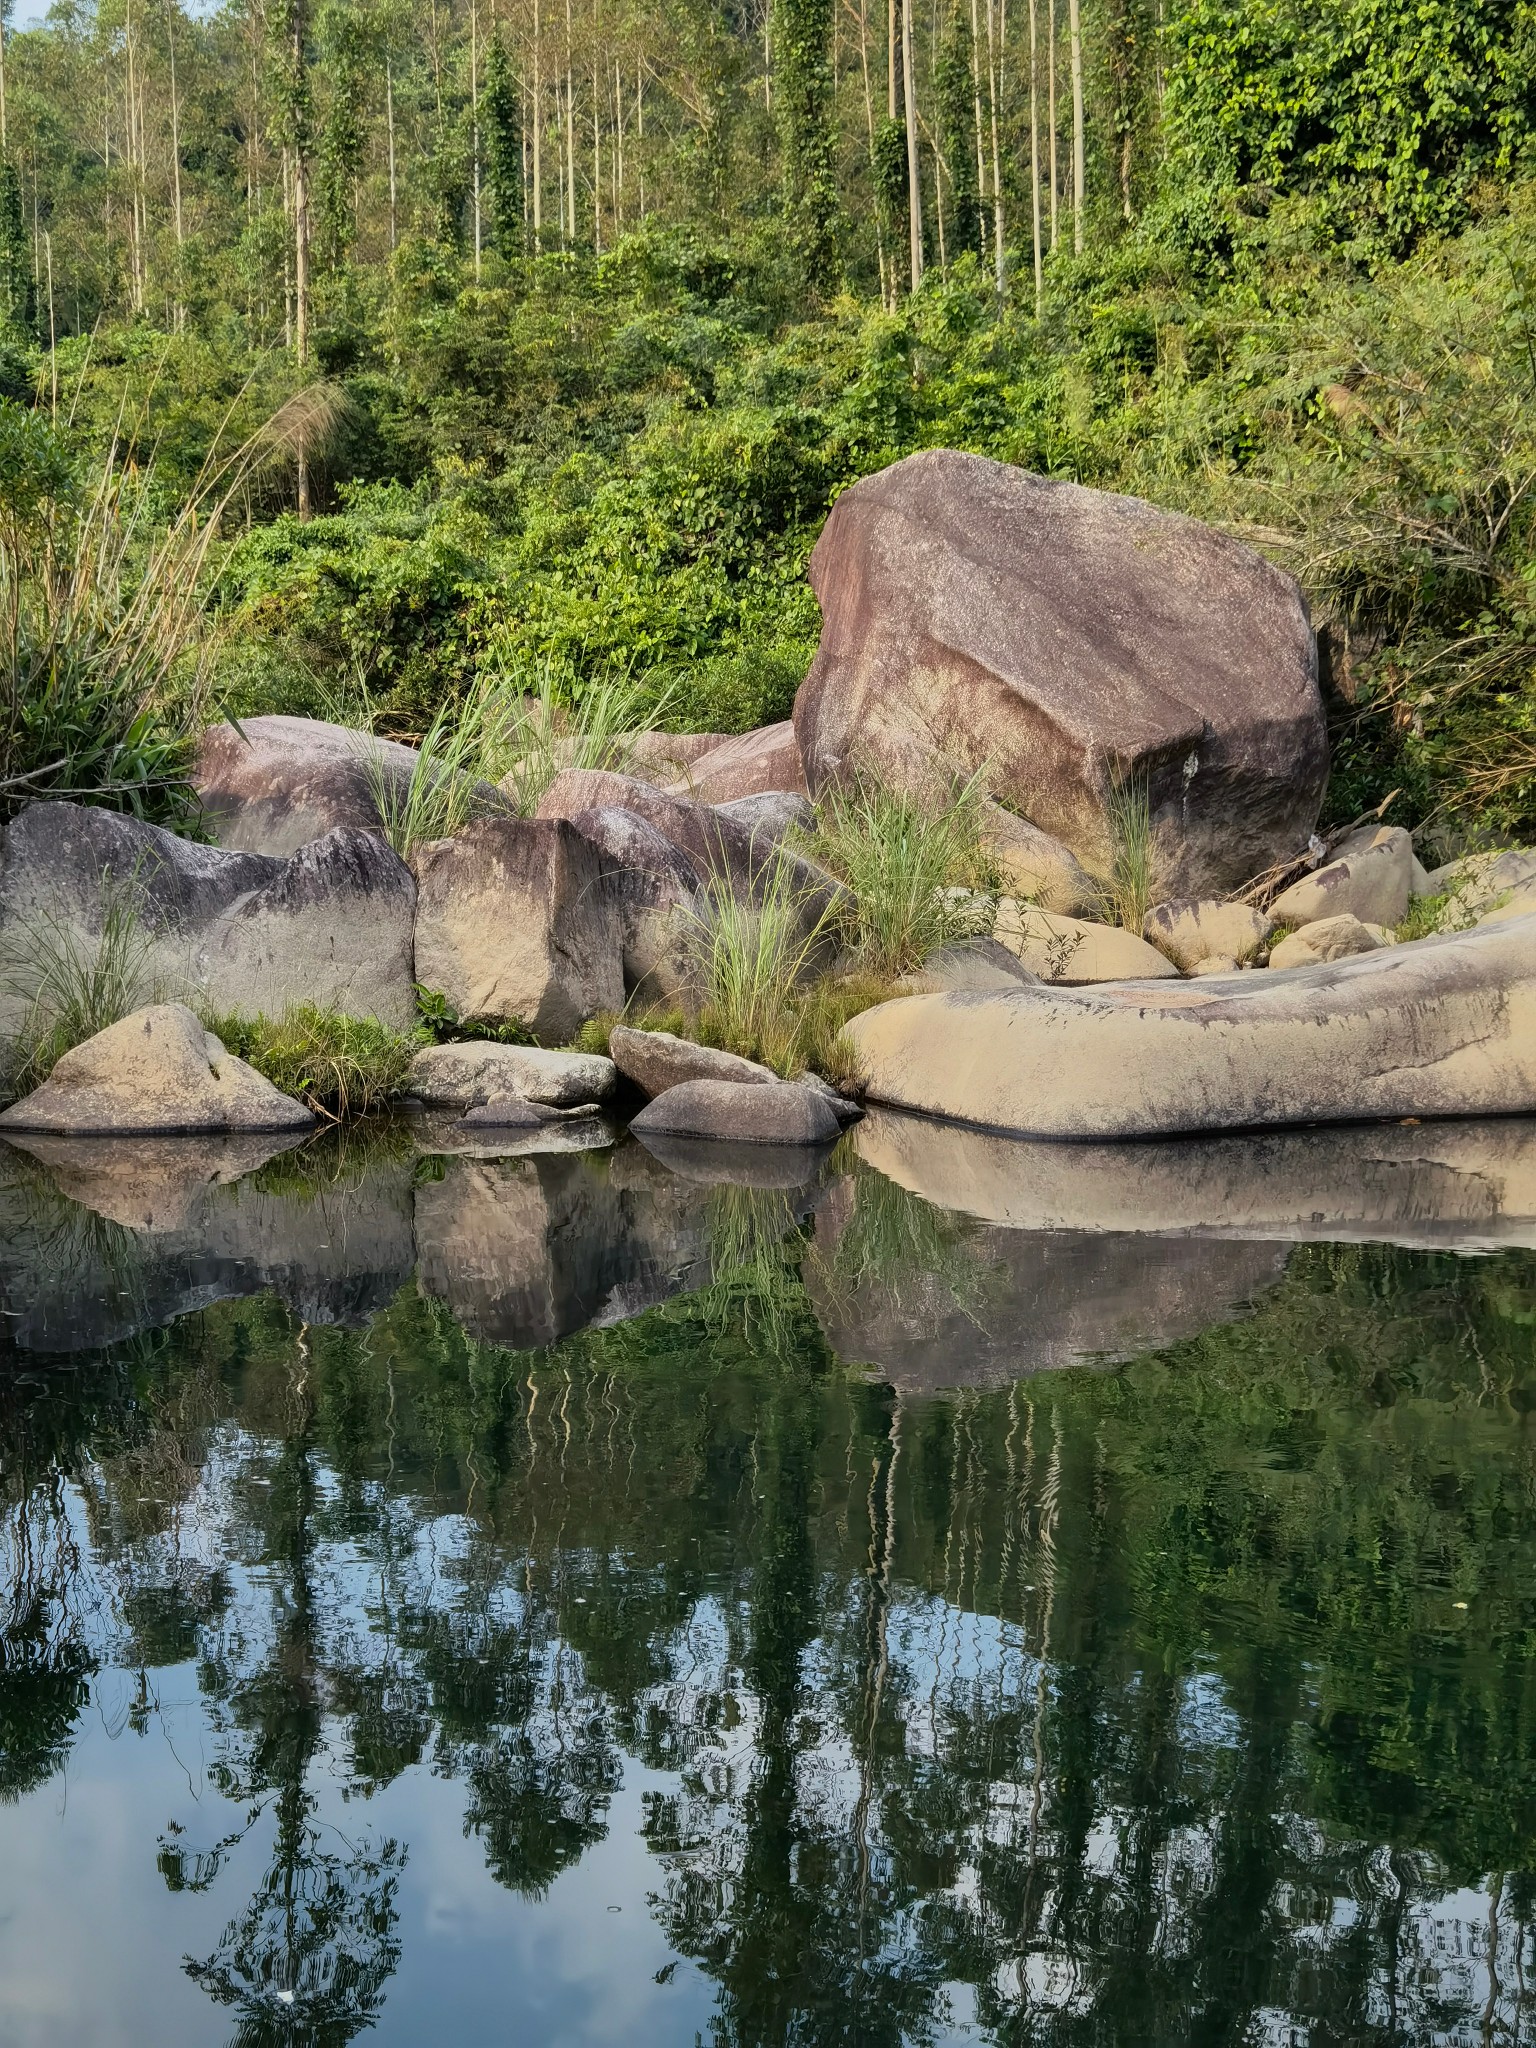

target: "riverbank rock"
[1143,897,1273,972]
[842,915,1536,1138]
[1426,847,1536,923]
[667,722,808,801]
[900,937,1040,993]
[793,449,1327,897]
[0,1004,313,1135]
[979,806,1098,915]
[409,1040,617,1110]
[195,713,432,858]
[992,903,1180,983]
[630,1077,841,1145]
[1267,913,1389,969]
[608,1025,776,1097]
[0,801,418,1032]
[566,804,703,1000]
[411,816,624,1040]
[626,731,733,779]
[714,791,817,850]
[1270,825,1414,930]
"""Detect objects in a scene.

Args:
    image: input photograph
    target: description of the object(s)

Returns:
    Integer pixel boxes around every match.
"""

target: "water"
[2,1110,1535,2046]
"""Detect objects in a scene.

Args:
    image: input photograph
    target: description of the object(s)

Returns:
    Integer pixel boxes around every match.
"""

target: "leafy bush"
[207,1005,425,1120]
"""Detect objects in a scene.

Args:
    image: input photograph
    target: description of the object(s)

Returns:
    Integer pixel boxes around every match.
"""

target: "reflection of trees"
[3,1223,1536,2040]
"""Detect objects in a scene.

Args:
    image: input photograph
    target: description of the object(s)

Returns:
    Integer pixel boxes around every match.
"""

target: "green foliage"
[207,1003,424,1118]
[1099,771,1160,932]
[683,855,837,1072]
[0,163,34,340]
[772,0,840,293]
[484,38,524,261]
[935,5,982,263]
[807,773,994,975]
[414,983,538,1045]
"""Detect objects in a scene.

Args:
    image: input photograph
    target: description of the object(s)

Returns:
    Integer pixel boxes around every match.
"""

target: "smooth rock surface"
[409,1040,618,1109]
[992,903,1180,983]
[713,790,818,849]
[630,1078,841,1145]
[1268,912,1389,970]
[0,802,418,1031]
[666,722,808,801]
[1427,846,1536,917]
[196,713,444,858]
[843,915,1536,1138]
[608,1025,776,1098]
[793,449,1327,896]
[900,937,1041,993]
[979,805,1098,914]
[1270,826,1414,930]
[412,815,624,1039]
[0,1004,313,1135]
[1143,897,1273,972]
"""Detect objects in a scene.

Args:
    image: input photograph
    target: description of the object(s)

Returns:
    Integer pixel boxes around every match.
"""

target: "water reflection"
[1,1118,1535,2043]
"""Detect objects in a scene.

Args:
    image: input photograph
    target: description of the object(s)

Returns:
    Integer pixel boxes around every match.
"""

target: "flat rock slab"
[793,449,1326,897]
[608,1025,777,1097]
[0,1004,314,1135]
[843,914,1536,1139]
[409,1040,618,1109]
[630,1077,842,1145]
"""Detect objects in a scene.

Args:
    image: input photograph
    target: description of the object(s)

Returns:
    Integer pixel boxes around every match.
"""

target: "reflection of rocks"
[409,1108,617,1160]
[414,1152,714,1346]
[634,1132,836,1190]
[855,1106,1536,1251]
[0,1138,416,1352]
[809,1168,1287,1389]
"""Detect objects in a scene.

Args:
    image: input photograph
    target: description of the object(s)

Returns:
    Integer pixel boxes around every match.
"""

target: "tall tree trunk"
[1028,0,1042,311]
[1068,0,1084,252]
[532,0,543,241]
[857,0,887,301]
[294,146,311,519]
[1048,0,1057,245]
[564,0,576,243]
[386,58,397,250]
[0,8,9,155]
[970,0,987,258]
[901,0,922,289]
[167,0,185,330]
[471,0,482,277]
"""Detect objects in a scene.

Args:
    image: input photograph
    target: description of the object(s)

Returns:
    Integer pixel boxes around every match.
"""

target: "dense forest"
[2,0,1536,840]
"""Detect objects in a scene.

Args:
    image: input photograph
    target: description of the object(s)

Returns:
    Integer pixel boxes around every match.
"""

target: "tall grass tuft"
[1099,771,1161,934]
[493,664,673,817]
[806,774,995,978]
[684,856,837,1073]
[362,686,512,857]
[1,871,158,1096]
[0,404,240,826]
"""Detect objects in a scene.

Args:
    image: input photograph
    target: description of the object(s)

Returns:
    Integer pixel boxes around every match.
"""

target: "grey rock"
[0,1004,313,1135]
[411,815,625,1040]
[797,1069,864,1123]
[630,1077,841,1145]
[793,449,1326,898]
[409,1039,618,1110]
[568,804,703,1001]
[901,936,1040,993]
[1428,847,1536,919]
[666,721,808,801]
[633,1132,836,1189]
[608,1025,777,1098]
[713,790,818,849]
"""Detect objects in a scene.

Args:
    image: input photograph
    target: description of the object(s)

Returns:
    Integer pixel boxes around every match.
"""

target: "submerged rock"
[411,815,625,1040]
[792,449,1326,896]
[843,914,1536,1138]
[0,1004,313,1135]
[630,1077,841,1145]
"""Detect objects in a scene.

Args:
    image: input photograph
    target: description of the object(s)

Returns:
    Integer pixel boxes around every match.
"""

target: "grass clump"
[1,870,158,1096]
[806,775,995,977]
[207,1005,424,1120]
[1098,772,1162,934]
[682,856,837,1074]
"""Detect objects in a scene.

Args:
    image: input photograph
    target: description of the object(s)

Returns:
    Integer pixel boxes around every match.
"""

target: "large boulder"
[411,815,625,1040]
[793,450,1326,897]
[195,713,425,858]
[0,1004,313,1135]
[566,804,704,1001]
[1270,825,1414,930]
[608,1025,777,1097]
[665,722,808,802]
[630,1078,841,1145]
[0,801,418,1033]
[1268,913,1388,969]
[842,915,1536,1138]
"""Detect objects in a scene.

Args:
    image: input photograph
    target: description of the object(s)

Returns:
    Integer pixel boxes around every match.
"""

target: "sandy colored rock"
[0,1004,313,1135]
[842,914,1536,1138]
[900,937,1040,993]
[666,721,808,801]
[1268,912,1389,969]
[1270,825,1414,930]
[608,1025,776,1097]
[196,713,445,858]
[630,1078,841,1145]
[1427,846,1536,917]
[411,815,624,1040]
[0,802,418,1032]
[992,903,1180,983]
[1188,953,1241,976]
[1143,897,1273,972]
[979,804,1098,914]
[793,449,1326,897]
[409,1040,617,1109]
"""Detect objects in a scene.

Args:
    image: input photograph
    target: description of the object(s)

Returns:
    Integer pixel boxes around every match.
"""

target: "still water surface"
[1,1112,1534,2046]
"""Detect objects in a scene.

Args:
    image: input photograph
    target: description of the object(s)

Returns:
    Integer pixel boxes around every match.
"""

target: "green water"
[1,1122,1534,2045]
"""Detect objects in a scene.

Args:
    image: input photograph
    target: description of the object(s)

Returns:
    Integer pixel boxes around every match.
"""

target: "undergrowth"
[207,1005,425,1120]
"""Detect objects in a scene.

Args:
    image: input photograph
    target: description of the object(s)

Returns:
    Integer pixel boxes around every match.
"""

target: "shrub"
[206,1005,425,1120]
[1098,773,1162,933]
